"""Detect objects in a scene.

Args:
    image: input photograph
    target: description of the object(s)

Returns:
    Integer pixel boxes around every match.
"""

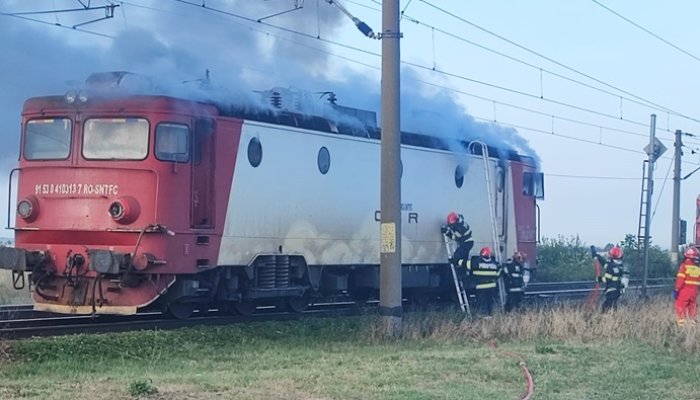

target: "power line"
[4,1,684,157]
[9,0,681,141]
[591,0,700,64]
[328,1,696,141]
[398,12,681,134]
[160,0,676,133]
[546,173,641,180]
[418,0,700,126]
[0,13,115,38]
[139,0,684,152]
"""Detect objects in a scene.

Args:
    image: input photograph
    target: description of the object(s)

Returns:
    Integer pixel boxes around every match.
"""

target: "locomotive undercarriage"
[1,246,451,318]
[161,256,452,319]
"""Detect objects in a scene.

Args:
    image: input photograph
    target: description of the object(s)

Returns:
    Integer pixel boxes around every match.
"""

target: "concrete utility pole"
[671,129,683,266]
[378,0,402,338]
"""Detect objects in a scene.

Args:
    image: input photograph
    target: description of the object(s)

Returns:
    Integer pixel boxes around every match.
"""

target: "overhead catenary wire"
[377,10,692,136]
[5,0,688,142]
[417,0,700,126]
[591,0,700,65]
[3,0,691,159]
[162,0,697,137]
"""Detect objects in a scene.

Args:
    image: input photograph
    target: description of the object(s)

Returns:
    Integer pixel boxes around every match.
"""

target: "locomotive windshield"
[83,118,149,160]
[24,118,72,160]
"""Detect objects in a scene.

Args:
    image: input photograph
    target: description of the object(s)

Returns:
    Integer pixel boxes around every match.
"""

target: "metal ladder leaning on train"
[0,71,544,319]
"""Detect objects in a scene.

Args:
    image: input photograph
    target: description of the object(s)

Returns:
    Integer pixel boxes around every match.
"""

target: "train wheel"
[233,301,257,316]
[167,302,195,320]
[285,295,312,313]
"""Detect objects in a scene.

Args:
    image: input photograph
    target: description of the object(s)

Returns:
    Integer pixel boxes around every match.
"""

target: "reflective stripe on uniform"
[687,281,700,286]
[476,282,497,289]
[472,270,499,276]
[677,273,686,278]
[508,287,524,292]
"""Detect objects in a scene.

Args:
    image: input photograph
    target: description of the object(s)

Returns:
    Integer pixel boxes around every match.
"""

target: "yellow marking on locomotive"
[34,303,137,315]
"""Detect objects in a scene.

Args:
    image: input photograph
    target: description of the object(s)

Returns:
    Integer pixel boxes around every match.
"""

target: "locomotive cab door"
[191,118,215,229]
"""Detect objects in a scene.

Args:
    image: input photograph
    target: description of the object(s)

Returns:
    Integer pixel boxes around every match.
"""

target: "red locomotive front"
[1,88,240,316]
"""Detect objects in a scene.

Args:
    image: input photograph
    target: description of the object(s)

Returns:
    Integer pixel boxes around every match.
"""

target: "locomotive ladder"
[637,160,651,259]
[469,141,507,311]
[443,233,471,316]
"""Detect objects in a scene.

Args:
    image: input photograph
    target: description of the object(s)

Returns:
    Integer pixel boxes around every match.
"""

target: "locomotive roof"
[216,103,532,165]
[23,93,533,165]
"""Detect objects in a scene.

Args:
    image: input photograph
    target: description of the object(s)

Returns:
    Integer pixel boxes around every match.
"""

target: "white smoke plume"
[0,0,540,218]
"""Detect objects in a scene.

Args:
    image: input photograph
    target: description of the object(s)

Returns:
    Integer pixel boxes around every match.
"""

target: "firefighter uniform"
[443,213,474,271]
[674,250,700,326]
[503,253,527,312]
[594,250,627,313]
[465,248,500,315]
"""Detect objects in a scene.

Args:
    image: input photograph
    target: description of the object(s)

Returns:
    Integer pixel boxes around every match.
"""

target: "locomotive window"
[155,123,190,162]
[317,146,330,174]
[523,171,545,199]
[24,118,72,160]
[248,137,262,167]
[83,118,149,160]
[454,165,464,188]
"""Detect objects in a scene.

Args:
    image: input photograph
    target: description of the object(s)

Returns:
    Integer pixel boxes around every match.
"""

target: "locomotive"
[0,72,543,318]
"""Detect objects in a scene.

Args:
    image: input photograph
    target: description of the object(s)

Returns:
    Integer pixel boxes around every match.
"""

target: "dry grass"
[369,297,699,353]
[0,341,13,363]
[0,270,31,304]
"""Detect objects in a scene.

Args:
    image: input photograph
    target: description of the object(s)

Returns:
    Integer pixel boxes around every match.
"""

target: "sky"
[1,0,700,249]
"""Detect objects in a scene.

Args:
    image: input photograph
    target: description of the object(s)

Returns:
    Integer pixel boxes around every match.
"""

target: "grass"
[0,298,698,399]
[0,270,32,304]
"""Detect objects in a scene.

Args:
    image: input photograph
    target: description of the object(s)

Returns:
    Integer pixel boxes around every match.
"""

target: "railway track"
[0,278,673,340]
[0,302,361,340]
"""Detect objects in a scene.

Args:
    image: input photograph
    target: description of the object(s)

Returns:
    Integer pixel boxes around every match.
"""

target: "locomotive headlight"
[17,196,39,222]
[108,201,124,219]
[77,91,89,103]
[109,196,140,224]
[65,90,77,104]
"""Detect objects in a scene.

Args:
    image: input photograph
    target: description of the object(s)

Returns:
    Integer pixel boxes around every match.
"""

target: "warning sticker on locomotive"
[34,183,119,196]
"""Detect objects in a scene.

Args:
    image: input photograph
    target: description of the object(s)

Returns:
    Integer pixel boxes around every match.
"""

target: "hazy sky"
[1,0,699,249]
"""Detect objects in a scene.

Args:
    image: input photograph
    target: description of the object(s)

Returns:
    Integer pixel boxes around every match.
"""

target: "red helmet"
[447,212,459,225]
[684,247,699,260]
[480,247,492,258]
[608,247,623,260]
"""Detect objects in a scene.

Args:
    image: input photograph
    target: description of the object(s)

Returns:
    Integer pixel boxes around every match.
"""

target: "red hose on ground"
[488,340,535,400]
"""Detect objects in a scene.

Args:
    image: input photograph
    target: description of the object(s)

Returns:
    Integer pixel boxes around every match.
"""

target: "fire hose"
[487,339,534,400]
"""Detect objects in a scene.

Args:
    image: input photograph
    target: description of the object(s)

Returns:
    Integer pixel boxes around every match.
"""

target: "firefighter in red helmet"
[591,245,628,312]
[464,246,501,315]
[441,212,474,270]
[674,246,700,326]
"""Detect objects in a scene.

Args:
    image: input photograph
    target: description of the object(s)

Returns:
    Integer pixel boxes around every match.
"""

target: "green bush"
[534,234,674,282]
[128,379,157,397]
[535,235,593,281]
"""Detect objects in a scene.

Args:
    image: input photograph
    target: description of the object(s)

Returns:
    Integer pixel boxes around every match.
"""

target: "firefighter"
[591,246,628,313]
[441,212,474,270]
[673,247,700,327]
[503,250,527,312]
[465,247,501,315]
